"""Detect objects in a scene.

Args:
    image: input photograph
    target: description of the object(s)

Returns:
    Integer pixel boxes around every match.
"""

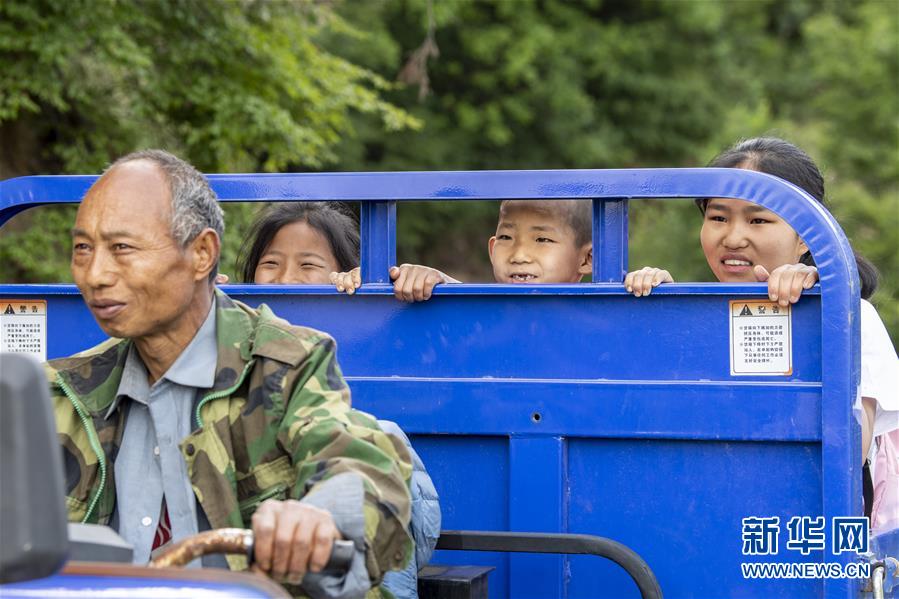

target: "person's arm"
[377,419,442,599]
[858,300,899,461]
[331,264,460,302]
[254,335,413,596]
[861,397,876,465]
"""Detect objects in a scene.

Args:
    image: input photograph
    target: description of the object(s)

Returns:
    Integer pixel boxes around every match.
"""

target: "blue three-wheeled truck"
[1,168,897,597]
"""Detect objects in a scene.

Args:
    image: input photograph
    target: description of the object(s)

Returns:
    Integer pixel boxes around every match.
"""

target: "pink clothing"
[871,429,899,535]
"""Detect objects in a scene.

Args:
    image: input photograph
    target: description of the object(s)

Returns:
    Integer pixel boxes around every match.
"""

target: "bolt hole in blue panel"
[567,439,822,598]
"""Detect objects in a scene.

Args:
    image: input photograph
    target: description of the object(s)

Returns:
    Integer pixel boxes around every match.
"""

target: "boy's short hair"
[499,200,592,247]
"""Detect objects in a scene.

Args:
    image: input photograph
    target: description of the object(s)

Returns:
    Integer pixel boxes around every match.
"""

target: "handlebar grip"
[324,539,356,573]
[247,538,356,575]
[149,529,356,575]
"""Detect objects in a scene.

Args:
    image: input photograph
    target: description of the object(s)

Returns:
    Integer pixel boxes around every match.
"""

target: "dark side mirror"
[0,353,69,583]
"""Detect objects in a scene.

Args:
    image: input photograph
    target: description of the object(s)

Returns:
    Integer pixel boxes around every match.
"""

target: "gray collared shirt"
[109,300,217,565]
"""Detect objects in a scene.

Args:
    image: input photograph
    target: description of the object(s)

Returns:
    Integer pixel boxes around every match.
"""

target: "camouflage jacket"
[46,290,413,592]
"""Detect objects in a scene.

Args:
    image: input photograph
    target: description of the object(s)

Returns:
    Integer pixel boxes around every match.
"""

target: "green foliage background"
[1,0,897,339]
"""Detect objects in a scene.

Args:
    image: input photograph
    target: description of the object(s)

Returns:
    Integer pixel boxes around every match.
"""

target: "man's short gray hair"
[108,149,225,277]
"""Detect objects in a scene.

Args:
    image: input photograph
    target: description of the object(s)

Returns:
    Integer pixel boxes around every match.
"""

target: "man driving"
[46,149,412,598]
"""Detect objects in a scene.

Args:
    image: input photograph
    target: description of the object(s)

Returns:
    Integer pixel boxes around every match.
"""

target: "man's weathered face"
[71,160,202,341]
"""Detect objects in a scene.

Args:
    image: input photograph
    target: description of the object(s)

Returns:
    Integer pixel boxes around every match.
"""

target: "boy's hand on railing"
[331,264,458,300]
[389,264,458,302]
[754,264,818,307]
[624,267,673,297]
[330,267,362,295]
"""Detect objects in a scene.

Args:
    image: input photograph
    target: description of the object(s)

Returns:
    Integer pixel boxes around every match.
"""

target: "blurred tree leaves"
[0,0,419,283]
[0,0,418,173]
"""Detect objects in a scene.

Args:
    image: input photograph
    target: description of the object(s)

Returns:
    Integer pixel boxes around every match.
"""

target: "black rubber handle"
[247,537,355,575]
[323,539,356,573]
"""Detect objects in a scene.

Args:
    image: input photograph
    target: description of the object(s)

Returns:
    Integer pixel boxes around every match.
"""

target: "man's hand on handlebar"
[251,499,342,585]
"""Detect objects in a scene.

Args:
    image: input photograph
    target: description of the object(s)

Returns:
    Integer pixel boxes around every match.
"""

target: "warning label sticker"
[730,300,792,376]
[1,300,47,362]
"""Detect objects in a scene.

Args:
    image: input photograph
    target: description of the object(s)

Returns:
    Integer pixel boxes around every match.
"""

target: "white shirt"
[854,299,899,439]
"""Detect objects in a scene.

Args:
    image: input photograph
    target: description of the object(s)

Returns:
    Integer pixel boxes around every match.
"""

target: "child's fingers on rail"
[390,264,444,302]
[767,264,817,306]
[768,265,789,305]
[788,266,817,304]
[753,265,771,283]
[624,271,635,293]
[405,269,421,302]
[625,267,651,296]
[803,268,818,289]
[392,265,413,302]
[399,268,418,302]
[416,271,442,302]
[633,271,649,296]
[330,267,361,295]
[625,267,671,297]
[408,267,434,302]
[412,270,431,302]
[762,265,790,305]
[772,272,793,306]
[649,269,672,292]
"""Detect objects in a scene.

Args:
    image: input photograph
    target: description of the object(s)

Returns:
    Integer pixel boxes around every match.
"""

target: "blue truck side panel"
[0,169,862,597]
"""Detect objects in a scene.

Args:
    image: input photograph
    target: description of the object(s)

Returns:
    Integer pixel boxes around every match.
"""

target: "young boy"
[331,199,593,301]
